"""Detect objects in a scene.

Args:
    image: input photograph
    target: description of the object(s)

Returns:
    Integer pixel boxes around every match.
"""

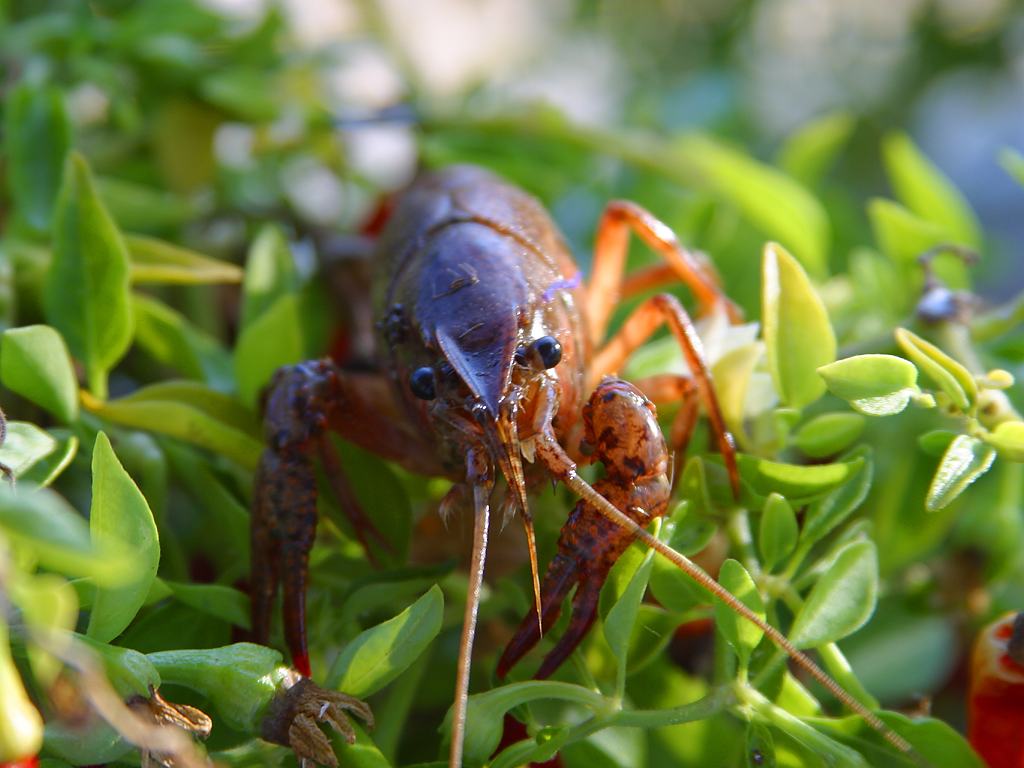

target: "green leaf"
[599,542,647,623]
[745,721,777,768]
[330,722,395,768]
[983,420,1024,462]
[43,152,133,399]
[800,446,873,548]
[87,432,160,642]
[737,454,862,501]
[868,199,971,290]
[778,112,854,188]
[95,176,198,232]
[0,422,56,479]
[713,559,764,666]
[881,132,981,249]
[1000,148,1024,188]
[926,434,996,511]
[762,242,836,409]
[603,549,656,668]
[240,224,298,328]
[234,292,306,407]
[328,585,444,698]
[443,680,606,764]
[1,325,79,422]
[4,83,71,232]
[918,430,957,458]
[11,573,78,686]
[711,342,763,447]
[759,493,798,571]
[789,540,878,648]
[894,328,976,412]
[156,579,250,629]
[132,294,233,386]
[809,711,984,768]
[20,433,77,488]
[818,354,920,416]
[676,136,830,276]
[793,413,865,458]
[74,634,161,700]
[0,486,135,585]
[125,234,243,285]
[83,381,262,470]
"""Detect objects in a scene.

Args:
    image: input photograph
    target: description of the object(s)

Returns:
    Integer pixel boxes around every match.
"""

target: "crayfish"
[249,165,912,766]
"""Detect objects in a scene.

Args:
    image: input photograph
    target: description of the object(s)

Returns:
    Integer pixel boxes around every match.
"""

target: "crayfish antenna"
[521,511,544,638]
[449,481,491,768]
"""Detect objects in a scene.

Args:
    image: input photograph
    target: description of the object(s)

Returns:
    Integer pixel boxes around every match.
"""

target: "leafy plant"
[0,3,1022,768]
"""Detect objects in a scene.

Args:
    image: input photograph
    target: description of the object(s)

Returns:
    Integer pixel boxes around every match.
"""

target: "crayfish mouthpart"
[260,677,374,768]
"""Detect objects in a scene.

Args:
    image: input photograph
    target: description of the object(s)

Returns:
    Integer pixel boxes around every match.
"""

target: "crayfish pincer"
[249,165,912,766]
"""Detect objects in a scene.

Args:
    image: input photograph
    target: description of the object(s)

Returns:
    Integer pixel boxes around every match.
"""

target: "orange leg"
[586,200,739,347]
[589,293,738,496]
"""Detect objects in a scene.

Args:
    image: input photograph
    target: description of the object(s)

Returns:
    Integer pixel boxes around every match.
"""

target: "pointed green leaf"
[983,420,1024,462]
[21,433,78,488]
[125,234,242,285]
[759,493,798,571]
[1,325,80,422]
[0,486,135,585]
[240,224,298,328]
[745,721,777,768]
[157,580,250,629]
[882,132,981,248]
[0,422,56,479]
[918,429,957,458]
[869,199,971,289]
[762,242,836,409]
[4,83,71,232]
[44,153,133,399]
[714,559,764,666]
[926,434,996,511]
[818,354,920,416]
[234,292,306,407]
[790,540,878,648]
[737,454,862,501]
[328,585,444,698]
[132,294,233,387]
[87,432,160,642]
[676,136,829,276]
[778,112,854,188]
[712,341,763,446]
[800,446,873,548]
[604,549,656,667]
[894,328,975,412]
[95,176,198,231]
[793,413,866,458]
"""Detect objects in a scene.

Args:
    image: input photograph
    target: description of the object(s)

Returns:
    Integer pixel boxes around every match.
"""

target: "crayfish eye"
[530,335,562,369]
[409,367,436,400]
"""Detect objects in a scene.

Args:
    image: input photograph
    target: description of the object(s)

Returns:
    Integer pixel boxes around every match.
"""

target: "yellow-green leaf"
[926,434,996,511]
[789,540,878,648]
[714,559,765,666]
[762,243,836,409]
[818,354,920,416]
[126,234,242,284]
[895,328,975,412]
[983,421,1024,462]
[1,325,79,422]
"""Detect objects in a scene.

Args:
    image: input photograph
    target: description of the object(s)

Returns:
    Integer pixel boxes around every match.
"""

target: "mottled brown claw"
[130,688,213,768]
[262,677,374,768]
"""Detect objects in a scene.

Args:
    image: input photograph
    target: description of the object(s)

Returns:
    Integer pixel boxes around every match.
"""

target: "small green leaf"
[240,225,299,328]
[762,242,836,409]
[1,325,80,422]
[818,354,920,416]
[132,294,233,387]
[75,634,162,700]
[714,559,764,666]
[0,486,134,585]
[789,540,878,648]
[599,542,647,623]
[44,152,133,399]
[745,721,777,768]
[0,422,56,479]
[328,585,444,698]
[95,176,198,231]
[800,447,873,548]
[83,382,262,470]
[125,234,243,285]
[1001,148,1024,188]
[926,434,996,511]
[604,549,656,667]
[157,580,250,630]
[234,292,306,407]
[737,454,862,501]
[676,136,830,276]
[918,430,957,458]
[679,456,713,519]
[330,722,394,768]
[882,132,981,249]
[868,199,971,289]
[894,328,975,413]
[87,432,160,642]
[759,493,798,571]
[442,681,605,764]
[21,433,78,488]
[4,83,71,232]
[983,421,1024,462]
[778,112,854,188]
[711,341,763,446]
[793,413,865,458]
